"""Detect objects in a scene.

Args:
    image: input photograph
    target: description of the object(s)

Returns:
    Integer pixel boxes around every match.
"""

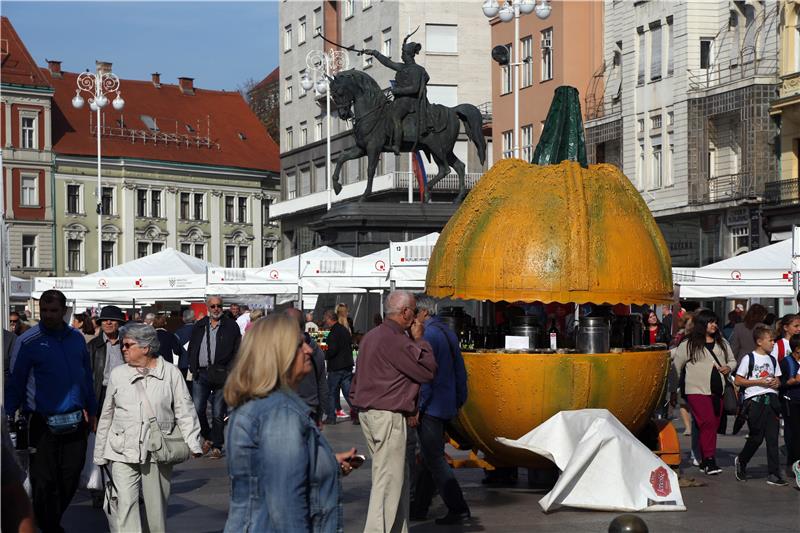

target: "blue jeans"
[411,414,469,516]
[326,369,352,418]
[192,368,227,450]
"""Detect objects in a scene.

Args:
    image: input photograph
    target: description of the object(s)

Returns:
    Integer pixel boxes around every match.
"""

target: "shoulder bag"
[134,379,190,465]
[706,347,738,415]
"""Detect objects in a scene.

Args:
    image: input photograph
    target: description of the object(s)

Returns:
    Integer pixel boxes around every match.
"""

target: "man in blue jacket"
[6,289,97,533]
[409,294,470,525]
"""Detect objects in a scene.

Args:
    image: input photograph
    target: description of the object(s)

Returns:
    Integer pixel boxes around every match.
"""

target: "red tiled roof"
[251,67,279,93]
[45,69,280,172]
[1,17,52,88]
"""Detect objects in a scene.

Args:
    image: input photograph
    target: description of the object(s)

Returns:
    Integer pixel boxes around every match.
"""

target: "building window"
[363,0,372,9]
[363,37,373,68]
[21,116,36,149]
[649,22,662,81]
[151,242,164,254]
[730,226,749,256]
[137,189,148,217]
[67,184,81,214]
[637,143,646,189]
[180,243,191,255]
[700,38,713,70]
[651,144,662,188]
[667,110,674,126]
[521,36,533,87]
[382,28,392,57]
[67,239,82,271]
[795,25,800,73]
[238,246,248,267]
[666,16,674,75]
[284,24,292,51]
[300,121,308,145]
[344,0,353,19]
[20,176,38,206]
[501,43,512,94]
[193,243,204,260]
[521,125,533,162]
[225,196,234,222]
[101,187,114,215]
[138,242,150,258]
[300,167,311,196]
[225,245,235,267]
[637,27,645,85]
[426,24,458,54]
[540,28,553,81]
[314,119,323,142]
[263,198,277,226]
[651,114,662,129]
[285,76,293,103]
[180,192,190,219]
[502,130,514,159]
[313,7,322,36]
[151,190,161,218]
[193,193,204,220]
[666,140,674,187]
[238,197,247,223]
[299,69,307,97]
[298,16,306,44]
[285,127,294,151]
[101,241,115,269]
[264,246,274,266]
[637,118,645,133]
[22,235,36,268]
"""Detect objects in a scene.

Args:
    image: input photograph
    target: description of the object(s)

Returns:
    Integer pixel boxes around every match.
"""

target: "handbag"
[134,379,191,465]
[706,347,738,416]
[46,410,83,435]
[101,465,119,533]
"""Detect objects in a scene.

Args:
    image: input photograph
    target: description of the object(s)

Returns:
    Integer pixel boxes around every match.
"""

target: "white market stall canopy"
[10,275,31,301]
[33,248,214,302]
[674,238,797,299]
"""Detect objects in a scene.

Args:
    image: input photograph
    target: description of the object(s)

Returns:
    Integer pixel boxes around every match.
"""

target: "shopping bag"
[101,465,119,533]
[79,433,103,490]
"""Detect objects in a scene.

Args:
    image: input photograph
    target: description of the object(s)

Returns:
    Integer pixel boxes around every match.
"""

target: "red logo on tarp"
[269,270,279,280]
[649,466,671,497]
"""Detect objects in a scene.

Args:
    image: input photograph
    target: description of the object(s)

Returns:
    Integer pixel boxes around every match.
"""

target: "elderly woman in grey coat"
[94,323,202,533]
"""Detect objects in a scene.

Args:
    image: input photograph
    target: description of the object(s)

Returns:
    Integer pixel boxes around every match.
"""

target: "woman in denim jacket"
[223,314,359,533]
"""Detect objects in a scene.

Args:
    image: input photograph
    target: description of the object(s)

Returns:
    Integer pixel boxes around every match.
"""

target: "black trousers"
[411,414,469,516]
[738,397,781,476]
[782,399,800,468]
[29,414,88,533]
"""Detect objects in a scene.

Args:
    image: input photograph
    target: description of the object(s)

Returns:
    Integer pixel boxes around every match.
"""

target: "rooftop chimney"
[96,61,112,75]
[178,77,195,96]
[46,59,62,78]
[151,72,161,88]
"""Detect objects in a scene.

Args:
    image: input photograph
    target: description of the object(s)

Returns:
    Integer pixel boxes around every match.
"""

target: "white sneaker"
[690,452,700,468]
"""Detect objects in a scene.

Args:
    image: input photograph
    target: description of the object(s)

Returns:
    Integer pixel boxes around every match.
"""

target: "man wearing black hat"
[87,305,126,412]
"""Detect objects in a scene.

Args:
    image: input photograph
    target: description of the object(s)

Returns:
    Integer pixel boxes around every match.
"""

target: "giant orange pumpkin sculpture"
[425,86,674,467]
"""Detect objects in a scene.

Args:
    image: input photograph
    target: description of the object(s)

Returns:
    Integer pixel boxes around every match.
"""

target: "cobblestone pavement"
[64,417,799,532]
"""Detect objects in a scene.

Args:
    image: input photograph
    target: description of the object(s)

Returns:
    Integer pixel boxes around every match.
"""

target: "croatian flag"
[412,150,427,202]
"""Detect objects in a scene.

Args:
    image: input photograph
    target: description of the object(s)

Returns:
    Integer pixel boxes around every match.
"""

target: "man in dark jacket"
[188,296,241,458]
[323,309,354,423]
[86,305,126,412]
[285,308,330,425]
[409,294,470,525]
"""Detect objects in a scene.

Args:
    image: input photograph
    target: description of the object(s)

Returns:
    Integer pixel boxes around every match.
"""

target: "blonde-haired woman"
[223,315,358,533]
[336,302,352,333]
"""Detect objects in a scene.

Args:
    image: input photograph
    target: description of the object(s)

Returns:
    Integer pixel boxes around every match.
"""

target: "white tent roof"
[33,248,214,302]
[674,239,796,298]
[10,275,31,300]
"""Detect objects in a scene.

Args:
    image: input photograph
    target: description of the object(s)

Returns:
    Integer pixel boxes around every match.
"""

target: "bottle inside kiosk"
[424,86,680,471]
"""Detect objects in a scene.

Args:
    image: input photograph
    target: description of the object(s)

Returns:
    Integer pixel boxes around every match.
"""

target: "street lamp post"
[301,49,349,211]
[483,0,550,158]
[71,65,125,272]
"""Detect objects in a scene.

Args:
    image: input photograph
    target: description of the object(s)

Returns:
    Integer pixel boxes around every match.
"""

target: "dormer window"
[140,114,159,132]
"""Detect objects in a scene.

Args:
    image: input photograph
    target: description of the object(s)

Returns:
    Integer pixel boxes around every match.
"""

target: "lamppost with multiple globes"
[300,49,349,211]
[483,0,551,158]
[71,65,125,272]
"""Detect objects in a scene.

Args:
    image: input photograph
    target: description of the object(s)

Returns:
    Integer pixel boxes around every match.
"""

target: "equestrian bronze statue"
[328,35,486,203]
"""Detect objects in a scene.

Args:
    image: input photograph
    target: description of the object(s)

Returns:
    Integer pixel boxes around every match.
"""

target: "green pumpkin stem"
[531,86,589,168]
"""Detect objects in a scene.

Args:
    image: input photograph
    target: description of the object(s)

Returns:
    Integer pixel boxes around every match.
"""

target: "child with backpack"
[772,314,800,363]
[780,333,800,488]
[734,324,787,486]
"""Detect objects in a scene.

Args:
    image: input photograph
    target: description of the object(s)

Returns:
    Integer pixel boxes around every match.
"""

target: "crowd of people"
[2,289,472,532]
[669,304,800,487]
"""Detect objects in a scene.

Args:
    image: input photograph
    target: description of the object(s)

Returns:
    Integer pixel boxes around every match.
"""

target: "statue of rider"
[363,33,431,155]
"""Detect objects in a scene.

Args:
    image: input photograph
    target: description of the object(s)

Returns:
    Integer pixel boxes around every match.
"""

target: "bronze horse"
[328,69,486,203]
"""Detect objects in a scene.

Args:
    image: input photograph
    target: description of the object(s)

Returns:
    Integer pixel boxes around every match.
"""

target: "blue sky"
[3,1,280,91]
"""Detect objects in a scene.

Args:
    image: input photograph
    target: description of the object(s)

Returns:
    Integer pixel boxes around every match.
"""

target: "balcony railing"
[687,56,778,92]
[764,178,800,207]
[689,172,758,205]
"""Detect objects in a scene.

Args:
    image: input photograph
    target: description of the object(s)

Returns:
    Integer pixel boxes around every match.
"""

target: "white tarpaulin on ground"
[673,239,795,298]
[497,409,685,513]
[33,248,213,302]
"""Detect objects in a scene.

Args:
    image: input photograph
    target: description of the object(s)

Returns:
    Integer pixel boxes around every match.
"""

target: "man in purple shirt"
[350,290,437,533]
